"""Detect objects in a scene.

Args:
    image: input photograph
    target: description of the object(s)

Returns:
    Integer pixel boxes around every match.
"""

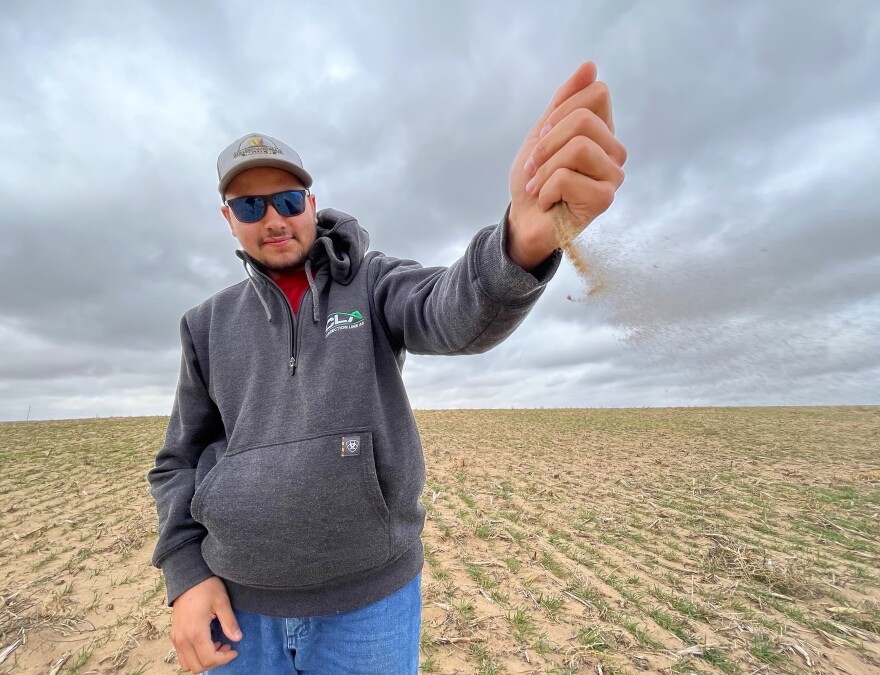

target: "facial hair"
[261,215,318,276]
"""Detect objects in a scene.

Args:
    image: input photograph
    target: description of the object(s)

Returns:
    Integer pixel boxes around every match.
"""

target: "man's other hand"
[170,576,242,673]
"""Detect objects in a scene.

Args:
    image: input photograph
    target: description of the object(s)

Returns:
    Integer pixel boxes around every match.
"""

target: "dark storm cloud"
[0,0,878,420]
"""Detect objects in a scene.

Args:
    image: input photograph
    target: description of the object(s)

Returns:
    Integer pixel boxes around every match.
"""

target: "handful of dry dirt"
[552,201,600,294]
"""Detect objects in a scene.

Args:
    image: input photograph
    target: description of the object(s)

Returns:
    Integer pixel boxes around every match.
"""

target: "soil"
[1,407,878,674]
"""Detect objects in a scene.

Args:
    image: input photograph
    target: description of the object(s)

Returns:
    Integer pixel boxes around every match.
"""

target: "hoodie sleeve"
[370,202,563,355]
[147,313,222,606]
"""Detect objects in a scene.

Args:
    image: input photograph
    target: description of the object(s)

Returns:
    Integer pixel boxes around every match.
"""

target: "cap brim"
[219,158,313,195]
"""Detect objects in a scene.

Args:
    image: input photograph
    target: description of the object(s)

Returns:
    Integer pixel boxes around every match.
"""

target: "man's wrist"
[505,207,559,272]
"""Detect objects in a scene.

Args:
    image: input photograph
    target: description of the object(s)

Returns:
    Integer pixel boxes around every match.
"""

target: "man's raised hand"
[507,62,627,271]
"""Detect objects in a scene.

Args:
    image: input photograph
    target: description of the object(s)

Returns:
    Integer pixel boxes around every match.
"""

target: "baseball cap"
[217,132,313,196]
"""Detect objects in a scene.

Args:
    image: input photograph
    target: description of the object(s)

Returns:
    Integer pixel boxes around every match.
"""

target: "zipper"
[247,265,311,377]
[294,290,309,375]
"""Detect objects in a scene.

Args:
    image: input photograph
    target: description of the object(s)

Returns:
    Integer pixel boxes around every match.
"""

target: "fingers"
[537,168,618,220]
[173,627,238,673]
[527,135,624,203]
[192,624,238,672]
[550,62,598,112]
[176,643,198,673]
[529,107,627,173]
[214,595,244,644]
[531,61,597,137]
[544,80,615,136]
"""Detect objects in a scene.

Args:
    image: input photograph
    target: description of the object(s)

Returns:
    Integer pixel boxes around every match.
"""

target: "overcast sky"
[1,0,878,421]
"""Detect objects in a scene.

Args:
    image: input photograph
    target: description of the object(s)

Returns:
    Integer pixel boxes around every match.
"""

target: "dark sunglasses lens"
[273,191,306,217]
[230,196,266,223]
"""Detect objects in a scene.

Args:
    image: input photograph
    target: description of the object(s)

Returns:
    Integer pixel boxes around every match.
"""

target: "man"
[148,62,626,674]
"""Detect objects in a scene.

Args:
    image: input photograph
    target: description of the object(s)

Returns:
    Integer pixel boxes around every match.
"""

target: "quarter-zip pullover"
[147,204,562,618]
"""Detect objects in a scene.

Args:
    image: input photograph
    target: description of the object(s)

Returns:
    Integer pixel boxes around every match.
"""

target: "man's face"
[221,167,318,279]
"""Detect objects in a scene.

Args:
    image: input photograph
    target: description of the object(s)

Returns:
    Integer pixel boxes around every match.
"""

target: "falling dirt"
[552,202,591,284]
[551,202,880,404]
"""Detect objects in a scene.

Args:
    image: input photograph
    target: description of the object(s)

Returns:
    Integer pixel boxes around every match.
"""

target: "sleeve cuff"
[476,202,562,303]
[158,539,215,607]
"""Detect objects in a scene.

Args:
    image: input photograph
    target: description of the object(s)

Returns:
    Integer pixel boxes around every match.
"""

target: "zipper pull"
[289,356,297,375]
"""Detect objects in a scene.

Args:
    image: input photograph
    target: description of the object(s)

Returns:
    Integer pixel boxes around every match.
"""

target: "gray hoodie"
[147,203,561,618]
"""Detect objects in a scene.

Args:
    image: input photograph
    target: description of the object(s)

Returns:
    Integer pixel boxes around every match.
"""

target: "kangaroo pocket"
[190,429,392,588]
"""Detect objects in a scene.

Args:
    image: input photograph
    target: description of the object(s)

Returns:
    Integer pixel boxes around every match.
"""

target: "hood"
[308,208,371,285]
[235,208,370,324]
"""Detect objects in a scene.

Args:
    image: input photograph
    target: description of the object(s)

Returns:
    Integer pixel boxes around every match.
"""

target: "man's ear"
[221,205,237,237]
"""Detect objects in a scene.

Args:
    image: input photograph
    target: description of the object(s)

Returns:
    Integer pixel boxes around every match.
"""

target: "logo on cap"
[234,136,283,158]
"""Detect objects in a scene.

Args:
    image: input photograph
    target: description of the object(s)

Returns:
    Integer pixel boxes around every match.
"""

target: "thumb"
[213,595,243,642]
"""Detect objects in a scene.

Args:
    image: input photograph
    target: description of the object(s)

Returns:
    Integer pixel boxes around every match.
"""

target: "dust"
[550,202,877,401]
[552,201,684,339]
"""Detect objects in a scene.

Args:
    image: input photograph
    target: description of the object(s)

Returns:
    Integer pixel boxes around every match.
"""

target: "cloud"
[0,0,878,421]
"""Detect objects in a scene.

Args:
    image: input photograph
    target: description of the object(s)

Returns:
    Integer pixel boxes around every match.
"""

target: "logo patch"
[341,435,361,457]
[325,310,365,337]
[234,136,283,158]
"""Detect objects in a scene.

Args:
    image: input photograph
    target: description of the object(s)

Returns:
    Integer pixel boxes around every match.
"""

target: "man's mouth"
[264,237,291,247]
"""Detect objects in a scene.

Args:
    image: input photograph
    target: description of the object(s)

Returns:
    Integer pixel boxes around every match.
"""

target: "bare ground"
[1,407,878,674]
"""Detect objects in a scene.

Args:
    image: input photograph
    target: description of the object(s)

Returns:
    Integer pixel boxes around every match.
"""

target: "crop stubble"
[0,407,878,674]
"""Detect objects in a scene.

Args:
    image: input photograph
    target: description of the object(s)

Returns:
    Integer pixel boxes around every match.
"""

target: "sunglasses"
[225,189,310,223]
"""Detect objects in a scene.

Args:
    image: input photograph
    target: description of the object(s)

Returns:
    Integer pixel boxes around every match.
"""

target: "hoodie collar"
[235,208,370,324]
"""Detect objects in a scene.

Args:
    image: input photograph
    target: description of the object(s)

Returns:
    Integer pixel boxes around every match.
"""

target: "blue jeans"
[206,572,422,674]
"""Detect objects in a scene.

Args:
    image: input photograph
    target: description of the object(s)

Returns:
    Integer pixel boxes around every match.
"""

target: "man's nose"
[262,202,287,227]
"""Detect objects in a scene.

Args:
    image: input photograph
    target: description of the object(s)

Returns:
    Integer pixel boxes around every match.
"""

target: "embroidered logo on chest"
[325,310,365,338]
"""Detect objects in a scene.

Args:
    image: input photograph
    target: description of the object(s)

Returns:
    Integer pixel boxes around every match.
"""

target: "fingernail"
[523,156,535,175]
[234,630,243,640]
[525,176,536,194]
[539,123,552,139]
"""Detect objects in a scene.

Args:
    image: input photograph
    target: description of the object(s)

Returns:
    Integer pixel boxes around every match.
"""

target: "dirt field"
[1,407,878,674]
